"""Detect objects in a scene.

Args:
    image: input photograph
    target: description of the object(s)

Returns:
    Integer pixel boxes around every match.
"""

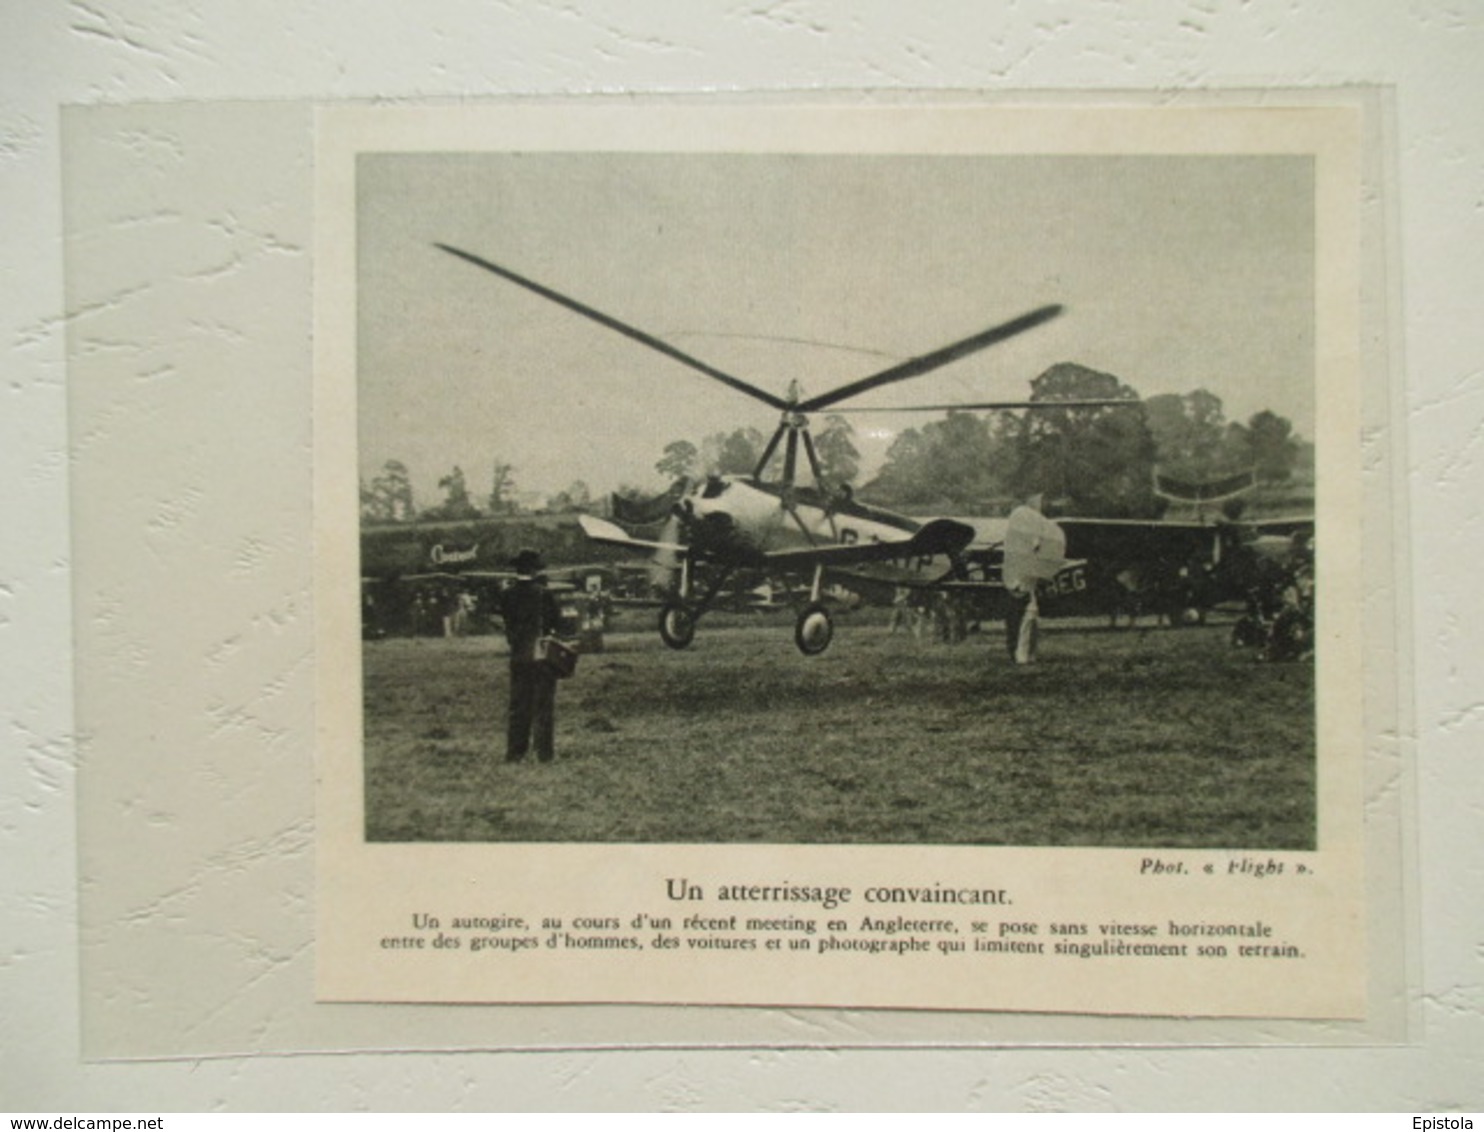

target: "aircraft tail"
[1154,467,1256,504]
[906,518,977,558]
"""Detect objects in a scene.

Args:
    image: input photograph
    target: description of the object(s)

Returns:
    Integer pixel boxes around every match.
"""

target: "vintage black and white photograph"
[353,143,1319,849]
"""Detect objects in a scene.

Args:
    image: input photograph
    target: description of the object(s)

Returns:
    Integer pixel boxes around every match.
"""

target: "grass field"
[361,614,1314,848]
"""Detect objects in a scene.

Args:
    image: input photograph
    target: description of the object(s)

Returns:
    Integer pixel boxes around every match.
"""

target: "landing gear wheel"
[794,603,834,656]
[658,603,697,650]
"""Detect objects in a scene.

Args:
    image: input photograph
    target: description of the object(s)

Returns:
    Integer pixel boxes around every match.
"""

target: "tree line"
[654,414,862,486]
[655,363,1307,519]
[865,363,1309,517]
[362,362,1309,523]
[360,459,593,523]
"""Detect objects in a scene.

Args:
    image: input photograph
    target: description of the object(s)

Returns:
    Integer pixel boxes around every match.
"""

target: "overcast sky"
[357,151,1313,506]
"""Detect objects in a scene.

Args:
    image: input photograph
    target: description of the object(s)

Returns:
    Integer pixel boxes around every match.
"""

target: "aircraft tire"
[658,603,697,650]
[794,603,834,656]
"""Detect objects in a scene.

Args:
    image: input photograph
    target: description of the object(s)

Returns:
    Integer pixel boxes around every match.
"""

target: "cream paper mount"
[69,91,1411,1056]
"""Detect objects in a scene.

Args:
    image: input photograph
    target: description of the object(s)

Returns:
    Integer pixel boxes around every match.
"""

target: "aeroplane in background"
[437,242,1124,654]
[927,502,1314,629]
[1042,466,1314,625]
[832,466,1313,631]
[358,513,642,641]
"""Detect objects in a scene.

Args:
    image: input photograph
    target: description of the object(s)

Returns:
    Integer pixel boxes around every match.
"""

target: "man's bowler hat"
[511,548,546,576]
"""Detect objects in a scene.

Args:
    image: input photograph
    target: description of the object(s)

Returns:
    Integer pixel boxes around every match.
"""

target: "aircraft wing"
[581,512,976,572]
[761,517,975,570]
[1244,515,1315,538]
[577,514,688,555]
[829,562,958,588]
[395,570,588,592]
[1054,517,1220,565]
[399,570,507,582]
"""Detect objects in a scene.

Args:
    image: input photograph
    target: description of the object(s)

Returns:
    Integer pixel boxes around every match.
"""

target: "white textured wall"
[3,0,1480,1112]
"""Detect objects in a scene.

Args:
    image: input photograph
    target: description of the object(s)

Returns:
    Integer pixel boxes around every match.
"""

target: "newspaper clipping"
[314,99,1366,1018]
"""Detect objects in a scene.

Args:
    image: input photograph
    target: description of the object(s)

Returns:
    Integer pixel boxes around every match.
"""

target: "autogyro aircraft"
[436,242,1125,655]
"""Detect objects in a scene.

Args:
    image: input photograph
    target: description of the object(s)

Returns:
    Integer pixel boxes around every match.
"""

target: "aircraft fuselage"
[678,474,920,563]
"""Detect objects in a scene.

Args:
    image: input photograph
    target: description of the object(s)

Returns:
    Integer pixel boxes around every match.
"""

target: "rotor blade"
[837,398,1136,413]
[435,243,789,411]
[797,304,1064,412]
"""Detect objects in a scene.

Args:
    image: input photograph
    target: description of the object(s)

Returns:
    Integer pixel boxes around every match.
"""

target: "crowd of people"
[880,528,1317,668]
[888,586,971,644]
[364,529,1316,767]
[1230,532,1315,662]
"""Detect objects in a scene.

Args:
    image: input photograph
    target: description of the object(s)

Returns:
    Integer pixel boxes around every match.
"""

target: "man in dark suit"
[500,548,562,763]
